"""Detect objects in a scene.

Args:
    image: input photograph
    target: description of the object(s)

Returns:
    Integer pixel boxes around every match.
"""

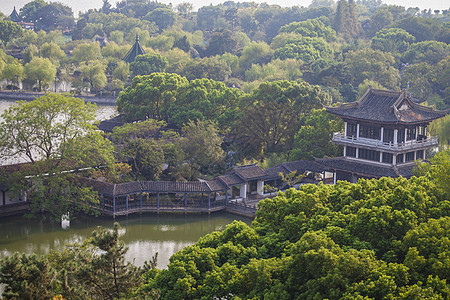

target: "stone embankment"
[0,91,117,106]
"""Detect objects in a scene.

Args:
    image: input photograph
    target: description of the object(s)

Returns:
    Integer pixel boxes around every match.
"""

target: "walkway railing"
[332,132,438,151]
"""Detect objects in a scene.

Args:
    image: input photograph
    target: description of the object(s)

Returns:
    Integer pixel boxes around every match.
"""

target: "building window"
[397,129,405,144]
[405,152,415,162]
[359,148,380,162]
[346,146,356,157]
[407,126,416,141]
[396,153,404,164]
[347,123,357,137]
[418,126,426,141]
[359,125,380,140]
[383,128,394,143]
[382,152,393,164]
[416,150,424,160]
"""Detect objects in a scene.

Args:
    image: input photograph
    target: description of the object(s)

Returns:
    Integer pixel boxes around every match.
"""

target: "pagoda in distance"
[123,34,145,64]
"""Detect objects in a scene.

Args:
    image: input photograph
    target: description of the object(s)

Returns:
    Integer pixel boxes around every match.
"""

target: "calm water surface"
[0,213,252,269]
[0,99,252,269]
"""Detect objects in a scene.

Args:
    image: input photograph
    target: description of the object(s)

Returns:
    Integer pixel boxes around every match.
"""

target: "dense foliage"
[1,157,448,299]
[143,172,449,299]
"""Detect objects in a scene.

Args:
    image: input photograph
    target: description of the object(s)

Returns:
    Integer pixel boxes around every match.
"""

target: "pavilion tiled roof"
[233,164,267,180]
[10,7,21,22]
[263,165,289,179]
[123,34,145,64]
[326,87,448,125]
[282,160,331,173]
[217,173,245,186]
[317,157,406,178]
[97,115,125,132]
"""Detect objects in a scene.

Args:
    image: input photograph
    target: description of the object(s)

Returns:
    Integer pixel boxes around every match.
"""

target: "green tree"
[371,28,416,54]
[117,72,188,122]
[112,61,129,82]
[368,9,393,37]
[143,7,176,31]
[129,53,168,76]
[112,119,167,180]
[181,120,225,176]
[168,78,241,131]
[273,37,332,63]
[0,19,22,46]
[235,81,330,156]
[72,42,102,63]
[33,2,74,31]
[24,57,57,92]
[180,57,231,82]
[1,59,24,87]
[279,18,337,42]
[22,44,38,64]
[344,48,399,89]
[245,58,303,82]
[0,253,55,299]
[205,29,238,56]
[290,108,343,160]
[239,41,273,72]
[401,62,435,101]
[80,60,107,92]
[39,42,65,63]
[401,41,450,65]
[333,0,361,39]
[0,94,115,219]
[19,0,47,24]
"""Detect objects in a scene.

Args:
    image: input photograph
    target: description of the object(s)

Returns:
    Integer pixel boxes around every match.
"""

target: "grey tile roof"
[317,157,400,178]
[233,164,267,180]
[326,88,448,124]
[282,160,331,173]
[97,115,125,132]
[263,165,289,179]
[217,173,245,186]
[206,180,228,192]
[397,164,416,178]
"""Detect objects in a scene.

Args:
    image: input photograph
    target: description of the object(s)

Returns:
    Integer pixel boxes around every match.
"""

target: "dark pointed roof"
[10,6,21,22]
[326,87,448,125]
[123,34,145,64]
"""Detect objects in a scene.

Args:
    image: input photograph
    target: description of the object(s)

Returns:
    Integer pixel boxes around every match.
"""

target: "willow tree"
[0,93,116,219]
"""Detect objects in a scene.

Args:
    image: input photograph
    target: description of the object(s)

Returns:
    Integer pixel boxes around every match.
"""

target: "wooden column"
[380,127,384,143]
[208,193,211,210]
[356,124,360,138]
[394,129,398,145]
[344,121,347,136]
[140,193,143,208]
[126,195,129,211]
[184,193,187,210]
[157,193,160,211]
[113,197,116,214]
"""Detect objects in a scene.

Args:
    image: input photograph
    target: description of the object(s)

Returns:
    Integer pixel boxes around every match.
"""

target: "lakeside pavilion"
[0,88,447,217]
[321,87,448,183]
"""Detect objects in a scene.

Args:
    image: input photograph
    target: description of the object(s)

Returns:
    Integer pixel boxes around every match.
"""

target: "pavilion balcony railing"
[332,132,438,151]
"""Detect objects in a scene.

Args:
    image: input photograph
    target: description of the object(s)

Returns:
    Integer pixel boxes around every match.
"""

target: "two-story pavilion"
[322,87,448,183]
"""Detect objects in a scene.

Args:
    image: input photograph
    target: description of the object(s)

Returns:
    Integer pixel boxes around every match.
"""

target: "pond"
[0,213,252,269]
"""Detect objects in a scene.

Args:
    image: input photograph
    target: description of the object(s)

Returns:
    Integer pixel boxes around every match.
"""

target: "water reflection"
[0,213,251,268]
